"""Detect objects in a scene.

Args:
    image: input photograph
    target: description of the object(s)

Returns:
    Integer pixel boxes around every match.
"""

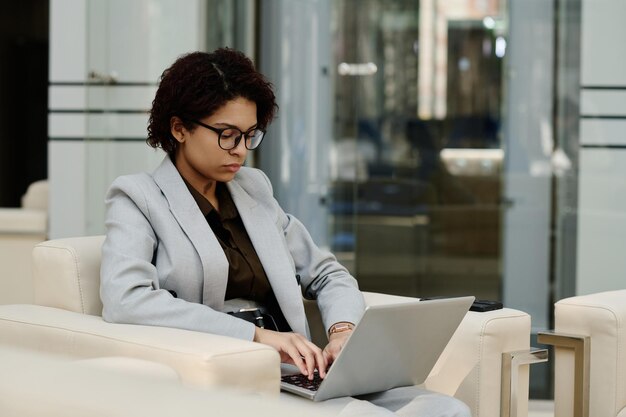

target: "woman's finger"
[307,340,327,378]
[284,342,309,376]
[292,337,321,379]
[256,330,326,377]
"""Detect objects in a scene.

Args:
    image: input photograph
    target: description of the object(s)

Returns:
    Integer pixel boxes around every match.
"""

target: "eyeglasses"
[187,119,265,150]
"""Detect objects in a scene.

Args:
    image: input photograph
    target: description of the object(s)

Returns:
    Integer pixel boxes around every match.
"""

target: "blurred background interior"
[1,0,625,402]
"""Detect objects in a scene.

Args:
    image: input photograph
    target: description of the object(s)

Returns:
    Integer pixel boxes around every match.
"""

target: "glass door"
[329,0,508,300]
[327,0,556,397]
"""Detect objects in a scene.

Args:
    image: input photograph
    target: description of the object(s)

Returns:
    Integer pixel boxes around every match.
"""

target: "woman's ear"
[170,116,186,143]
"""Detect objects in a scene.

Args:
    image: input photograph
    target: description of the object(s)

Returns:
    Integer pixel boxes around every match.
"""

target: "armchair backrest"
[30,236,329,331]
[33,236,105,315]
[21,180,48,211]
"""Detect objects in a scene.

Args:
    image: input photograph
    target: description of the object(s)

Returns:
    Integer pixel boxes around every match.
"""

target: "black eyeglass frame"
[186,118,266,150]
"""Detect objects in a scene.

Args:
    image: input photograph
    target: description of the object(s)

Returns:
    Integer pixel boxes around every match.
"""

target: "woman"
[100,48,470,417]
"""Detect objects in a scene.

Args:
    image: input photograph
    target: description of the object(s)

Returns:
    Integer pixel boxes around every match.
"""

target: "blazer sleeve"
[254,170,366,332]
[100,175,256,340]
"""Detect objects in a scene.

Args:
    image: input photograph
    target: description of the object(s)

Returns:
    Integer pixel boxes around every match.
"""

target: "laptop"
[280,296,474,401]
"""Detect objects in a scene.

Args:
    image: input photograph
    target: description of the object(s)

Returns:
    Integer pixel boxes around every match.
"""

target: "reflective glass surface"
[329,0,507,300]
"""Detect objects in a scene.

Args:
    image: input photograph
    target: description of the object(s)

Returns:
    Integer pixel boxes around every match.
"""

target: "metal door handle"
[337,62,378,76]
[88,70,118,85]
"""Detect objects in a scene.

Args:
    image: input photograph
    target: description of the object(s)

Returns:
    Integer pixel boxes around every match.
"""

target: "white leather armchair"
[0,179,48,304]
[0,235,535,416]
[0,346,326,417]
[539,290,626,417]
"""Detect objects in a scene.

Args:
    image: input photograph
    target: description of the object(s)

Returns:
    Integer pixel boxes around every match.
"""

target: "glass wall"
[328,0,507,300]
[259,0,584,398]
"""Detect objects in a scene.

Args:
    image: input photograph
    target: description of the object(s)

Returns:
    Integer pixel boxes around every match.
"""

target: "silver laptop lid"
[310,296,474,401]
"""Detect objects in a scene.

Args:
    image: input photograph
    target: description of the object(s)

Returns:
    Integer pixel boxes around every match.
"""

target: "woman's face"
[172,96,257,189]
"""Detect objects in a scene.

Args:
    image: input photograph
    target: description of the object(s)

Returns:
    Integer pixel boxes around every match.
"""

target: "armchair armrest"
[432,307,531,417]
[0,304,281,395]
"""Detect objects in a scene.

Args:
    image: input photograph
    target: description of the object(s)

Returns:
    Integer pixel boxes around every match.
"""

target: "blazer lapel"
[227,180,308,336]
[152,157,229,310]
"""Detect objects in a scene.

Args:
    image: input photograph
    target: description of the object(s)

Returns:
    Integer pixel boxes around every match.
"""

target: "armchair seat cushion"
[0,304,280,395]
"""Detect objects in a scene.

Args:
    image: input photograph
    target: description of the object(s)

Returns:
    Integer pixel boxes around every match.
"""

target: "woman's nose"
[229,137,248,156]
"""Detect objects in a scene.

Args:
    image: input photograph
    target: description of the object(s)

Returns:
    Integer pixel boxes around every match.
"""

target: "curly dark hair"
[147,48,278,155]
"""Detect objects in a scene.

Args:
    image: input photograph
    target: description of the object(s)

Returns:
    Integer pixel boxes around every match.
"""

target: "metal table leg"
[501,348,549,417]
[537,331,590,417]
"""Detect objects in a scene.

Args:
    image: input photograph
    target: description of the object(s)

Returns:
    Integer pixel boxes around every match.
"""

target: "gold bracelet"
[329,322,354,336]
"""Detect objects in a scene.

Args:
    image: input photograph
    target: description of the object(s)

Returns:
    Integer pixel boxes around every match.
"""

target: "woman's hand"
[254,327,327,380]
[322,330,353,365]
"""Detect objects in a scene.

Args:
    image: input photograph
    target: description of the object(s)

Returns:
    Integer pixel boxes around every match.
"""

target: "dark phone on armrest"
[469,300,503,312]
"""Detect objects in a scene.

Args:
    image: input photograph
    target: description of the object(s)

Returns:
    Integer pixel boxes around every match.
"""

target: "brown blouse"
[184,180,291,331]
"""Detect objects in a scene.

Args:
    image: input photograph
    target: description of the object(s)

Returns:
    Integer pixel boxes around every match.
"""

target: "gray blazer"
[100,156,365,341]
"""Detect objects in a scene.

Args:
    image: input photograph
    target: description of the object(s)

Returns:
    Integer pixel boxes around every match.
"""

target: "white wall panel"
[581,90,626,116]
[579,150,626,210]
[48,141,86,238]
[49,0,205,237]
[85,142,164,235]
[49,0,86,82]
[577,149,626,294]
[49,114,149,138]
[88,0,203,83]
[49,140,163,238]
[87,86,157,110]
[85,114,150,138]
[577,211,626,294]
[576,0,626,296]
[581,0,626,86]
[50,86,157,111]
[48,86,86,110]
[48,114,86,138]
[580,119,626,146]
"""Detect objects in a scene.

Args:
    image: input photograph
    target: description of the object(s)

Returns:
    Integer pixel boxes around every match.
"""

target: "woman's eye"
[221,129,237,139]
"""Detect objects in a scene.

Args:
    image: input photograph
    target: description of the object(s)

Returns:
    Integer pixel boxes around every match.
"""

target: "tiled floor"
[528,400,554,417]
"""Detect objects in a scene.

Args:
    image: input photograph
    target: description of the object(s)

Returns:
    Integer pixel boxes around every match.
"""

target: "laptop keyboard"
[281,370,323,391]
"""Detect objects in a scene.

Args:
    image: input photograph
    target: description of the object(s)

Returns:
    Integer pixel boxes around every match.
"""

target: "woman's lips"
[224,164,241,173]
